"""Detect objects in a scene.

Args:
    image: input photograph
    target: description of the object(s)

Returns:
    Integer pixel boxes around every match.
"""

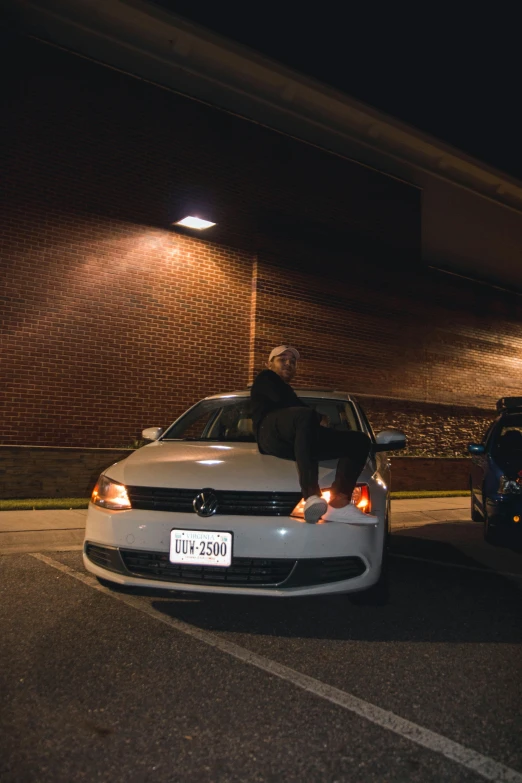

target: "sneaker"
[323,503,378,525]
[303,495,328,524]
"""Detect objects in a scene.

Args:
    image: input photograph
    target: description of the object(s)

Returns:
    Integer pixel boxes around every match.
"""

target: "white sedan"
[83,390,405,598]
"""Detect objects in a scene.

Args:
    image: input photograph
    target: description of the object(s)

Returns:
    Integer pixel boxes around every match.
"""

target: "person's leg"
[312,428,376,523]
[258,407,321,499]
[314,428,371,507]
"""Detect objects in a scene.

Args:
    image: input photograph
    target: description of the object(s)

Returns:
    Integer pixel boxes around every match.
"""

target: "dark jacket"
[250,369,315,438]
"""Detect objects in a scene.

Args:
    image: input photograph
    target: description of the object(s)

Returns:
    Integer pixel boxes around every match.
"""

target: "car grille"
[286,556,366,586]
[85,543,367,588]
[85,543,122,572]
[126,486,302,516]
[119,549,296,586]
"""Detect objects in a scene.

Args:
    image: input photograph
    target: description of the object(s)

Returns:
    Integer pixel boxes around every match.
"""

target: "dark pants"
[258,407,371,500]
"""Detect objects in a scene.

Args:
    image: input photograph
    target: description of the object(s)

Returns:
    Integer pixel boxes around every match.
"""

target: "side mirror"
[142,427,163,441]
[468,443,485,455]
[374,429,406,452]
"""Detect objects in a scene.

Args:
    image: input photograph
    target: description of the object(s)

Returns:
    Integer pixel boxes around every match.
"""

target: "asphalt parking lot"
[1,502,521,783]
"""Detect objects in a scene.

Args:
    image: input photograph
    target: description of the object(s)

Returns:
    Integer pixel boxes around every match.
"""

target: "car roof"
[500,410,522,419]
[204,389,355,402]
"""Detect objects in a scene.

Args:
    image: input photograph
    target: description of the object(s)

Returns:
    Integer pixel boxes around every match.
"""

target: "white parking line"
[390,553,522,579]
[30,552,522,783]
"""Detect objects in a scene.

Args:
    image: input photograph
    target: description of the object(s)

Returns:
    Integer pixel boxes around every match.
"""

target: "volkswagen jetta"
[83,390,405,597]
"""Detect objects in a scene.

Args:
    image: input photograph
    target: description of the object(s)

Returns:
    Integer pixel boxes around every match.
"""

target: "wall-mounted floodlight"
[174,216,216,230]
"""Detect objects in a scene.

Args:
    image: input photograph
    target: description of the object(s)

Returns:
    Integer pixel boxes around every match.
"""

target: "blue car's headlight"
[498,476,522,495]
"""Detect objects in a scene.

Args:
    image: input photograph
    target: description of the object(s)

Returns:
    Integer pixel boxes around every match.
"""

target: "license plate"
[170,529,233,566]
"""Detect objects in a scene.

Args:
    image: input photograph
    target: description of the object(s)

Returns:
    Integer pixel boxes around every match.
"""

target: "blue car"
[469,397,522,548]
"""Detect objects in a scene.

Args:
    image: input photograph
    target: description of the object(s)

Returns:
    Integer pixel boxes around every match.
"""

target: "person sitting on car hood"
[250,345,376,525]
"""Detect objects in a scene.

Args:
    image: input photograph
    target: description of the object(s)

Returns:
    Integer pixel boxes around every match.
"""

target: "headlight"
[91,475,132,510]
[291,484,371,518]
[498,476,522,495]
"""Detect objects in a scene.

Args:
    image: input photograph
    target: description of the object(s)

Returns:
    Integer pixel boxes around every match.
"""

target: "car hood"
[104,440,371,492]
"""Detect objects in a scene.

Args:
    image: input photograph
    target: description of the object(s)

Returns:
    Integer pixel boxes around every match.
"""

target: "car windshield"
[492,415,522,457]
[162,397,361,442]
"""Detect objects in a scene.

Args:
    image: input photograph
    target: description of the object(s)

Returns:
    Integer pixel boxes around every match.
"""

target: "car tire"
[470,482,482,522]
[483,515,501,546]
[349,508,390,607]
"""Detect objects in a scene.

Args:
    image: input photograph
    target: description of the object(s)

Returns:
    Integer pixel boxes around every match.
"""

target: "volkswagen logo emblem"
[193,488,219,517]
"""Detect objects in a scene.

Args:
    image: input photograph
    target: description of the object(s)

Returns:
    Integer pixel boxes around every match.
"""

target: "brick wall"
[389,458,471,492]
[0,446,132,500]
[358,397,494,457]
[1,35,419,448]
[1,218,253,446]
[250,258,522,451]
[2,34,521,454]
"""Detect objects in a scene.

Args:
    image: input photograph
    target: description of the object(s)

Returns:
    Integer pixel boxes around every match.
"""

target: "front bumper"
[83,503,384,596]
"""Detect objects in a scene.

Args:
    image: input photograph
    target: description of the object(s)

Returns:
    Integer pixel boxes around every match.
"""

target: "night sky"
[151,1,522,182]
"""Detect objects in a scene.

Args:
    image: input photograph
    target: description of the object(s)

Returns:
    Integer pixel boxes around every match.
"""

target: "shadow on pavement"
[145,531,522,644]
[391,524,514,561]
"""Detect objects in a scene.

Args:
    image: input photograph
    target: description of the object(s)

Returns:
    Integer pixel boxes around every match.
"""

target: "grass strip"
[0,498,89,511]
[390,490,469,499]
